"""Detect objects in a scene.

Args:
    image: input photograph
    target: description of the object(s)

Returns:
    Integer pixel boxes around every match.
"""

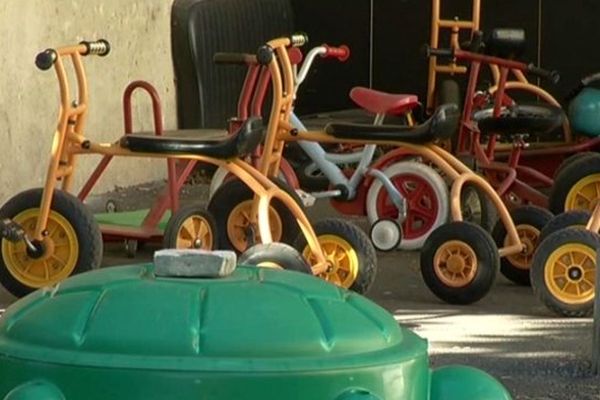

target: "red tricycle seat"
[120,117,263,159]
[475,104,565,139]
[350,87,419,116]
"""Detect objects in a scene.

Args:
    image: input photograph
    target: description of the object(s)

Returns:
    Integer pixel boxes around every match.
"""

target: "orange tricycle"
[0,38,377,297]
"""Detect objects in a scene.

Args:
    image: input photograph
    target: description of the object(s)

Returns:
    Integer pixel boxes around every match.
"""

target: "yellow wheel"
[492,205,552,286]
[0,188,102,297]
[208,179,303,253]
[531,227,598,317]
[549,154,600,214]
[303,234,358,288]
[294,218,377,294]
[3,209,78,288]
[432,240,478,288]
[226,201,282,253]
[163,205,217,250]
[564,173,600,211]
[421,222,499,304]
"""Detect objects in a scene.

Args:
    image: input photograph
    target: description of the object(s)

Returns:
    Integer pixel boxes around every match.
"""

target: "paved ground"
[0,185,598,399]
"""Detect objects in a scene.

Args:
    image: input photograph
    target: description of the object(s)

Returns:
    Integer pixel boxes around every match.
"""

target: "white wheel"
[370,218,402,252]
[366,161,449,250]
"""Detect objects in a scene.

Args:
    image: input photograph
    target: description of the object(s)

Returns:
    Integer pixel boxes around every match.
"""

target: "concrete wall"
[0,0,176,204]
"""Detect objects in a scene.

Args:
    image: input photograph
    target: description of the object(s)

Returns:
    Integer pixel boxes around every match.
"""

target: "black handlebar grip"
[564,72,600,102]
[213,53,257,65]
[290,32,308,47]
[80,39,111,56]
[35,49,58,71]
[527,64,560,84]
[421,44,454,59]
[256,45,274,66]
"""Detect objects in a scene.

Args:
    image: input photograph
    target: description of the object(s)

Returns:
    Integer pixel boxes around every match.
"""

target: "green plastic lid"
[0,262,426,372]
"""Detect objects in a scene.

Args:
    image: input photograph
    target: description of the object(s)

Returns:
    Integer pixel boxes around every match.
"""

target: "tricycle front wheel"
[421,221,499,304]
[0,188,102,297]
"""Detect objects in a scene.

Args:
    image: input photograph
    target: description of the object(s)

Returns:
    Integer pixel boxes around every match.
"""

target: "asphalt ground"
[0,187,598,399]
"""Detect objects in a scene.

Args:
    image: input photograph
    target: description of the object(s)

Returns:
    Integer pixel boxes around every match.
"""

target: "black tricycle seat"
[120,117,263,159]
[324,104,459,144]
[475,104,565,139]
[484,28,526,59]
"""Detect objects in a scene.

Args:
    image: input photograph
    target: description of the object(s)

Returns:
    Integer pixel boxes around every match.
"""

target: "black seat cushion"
[484,28,526,59]
[475,104,565,138]
[324,104,459,144]
[120,117,263,159]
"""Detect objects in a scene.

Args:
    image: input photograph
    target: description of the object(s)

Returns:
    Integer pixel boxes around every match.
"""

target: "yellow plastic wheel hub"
[302,234,358,288]
[505,224,540,270]
[433,240,478,288]
[2,208,78,288]
[544,243,596,304]
[565,173,600,211]
[176,215,213,250]
[227,200,282,252]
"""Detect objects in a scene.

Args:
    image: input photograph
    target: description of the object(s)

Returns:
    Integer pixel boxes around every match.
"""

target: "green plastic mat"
[94,209,171,231]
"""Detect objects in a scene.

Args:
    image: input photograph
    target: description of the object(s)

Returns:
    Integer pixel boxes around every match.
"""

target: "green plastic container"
[0,256,512,399]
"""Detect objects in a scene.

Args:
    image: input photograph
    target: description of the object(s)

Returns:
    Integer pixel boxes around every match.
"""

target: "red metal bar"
[251,67,271,117]
[237,65,260,120]
[454,48,530,72]
[123,81,164,135]
[457,61,481,153]
[486,67,509,160]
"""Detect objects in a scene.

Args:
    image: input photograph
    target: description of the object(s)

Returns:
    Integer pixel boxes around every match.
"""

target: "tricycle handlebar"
[290,33,308,47]
[213,52,258,65]
[526,63,560,84]
[422,45,454,59]
[321,44,350,61]
[35,39,110,71]
[80,39,111,56]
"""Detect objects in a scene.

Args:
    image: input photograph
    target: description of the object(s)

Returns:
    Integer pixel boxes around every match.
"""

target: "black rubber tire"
[163,205,218,250]
[549,153,600,214]
[436,79,461,150]
[530,227,598,317]
[238,242,312,274]
[492,205,553,286]
[461,183,498,233]
[538,210,591,244]
[437,79,461,107]
[0,188,103,297]
[293,218,378,294]
[420,221,499,305]
[296,160,330,192]
[208,178,304,253]
[553,152,597,179]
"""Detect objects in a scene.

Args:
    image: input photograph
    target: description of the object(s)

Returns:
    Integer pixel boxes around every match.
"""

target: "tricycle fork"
[34,47,91,242]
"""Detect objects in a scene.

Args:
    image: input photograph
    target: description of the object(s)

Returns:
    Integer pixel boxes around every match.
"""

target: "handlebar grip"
[321,44,350,61]
[213,52,257,65]
[527,64,560,84]
[290,33,308,47]
[80,39,111,56]
[564,72,600,102]
[35,49,58,71]
[581,71,600,86]
[422,45,454,58]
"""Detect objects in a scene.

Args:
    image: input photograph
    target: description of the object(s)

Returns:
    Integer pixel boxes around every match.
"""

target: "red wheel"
[366,161,449,250]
